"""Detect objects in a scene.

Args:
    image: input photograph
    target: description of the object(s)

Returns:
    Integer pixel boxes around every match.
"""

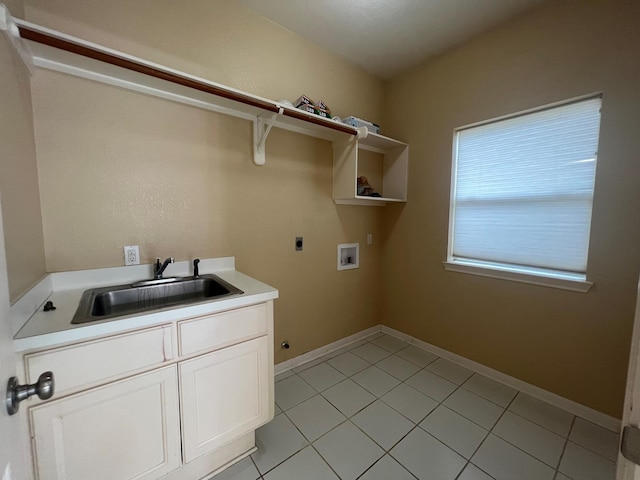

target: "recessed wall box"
[337,243,359,271]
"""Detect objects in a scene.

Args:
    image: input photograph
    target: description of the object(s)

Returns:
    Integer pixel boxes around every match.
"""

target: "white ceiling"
[234,0,545,80]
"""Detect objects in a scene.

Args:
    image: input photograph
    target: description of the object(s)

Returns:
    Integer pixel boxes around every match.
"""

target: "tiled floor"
[210,333,620,480]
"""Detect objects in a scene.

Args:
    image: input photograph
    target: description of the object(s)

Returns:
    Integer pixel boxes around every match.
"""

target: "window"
[444,96,602,292]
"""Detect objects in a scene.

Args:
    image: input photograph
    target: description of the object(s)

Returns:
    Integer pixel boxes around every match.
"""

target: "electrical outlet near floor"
[124,245,140,266]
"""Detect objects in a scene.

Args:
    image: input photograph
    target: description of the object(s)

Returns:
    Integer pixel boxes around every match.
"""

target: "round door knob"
[6,371,55,415]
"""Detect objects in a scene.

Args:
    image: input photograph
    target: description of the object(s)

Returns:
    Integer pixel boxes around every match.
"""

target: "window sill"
[442,261,593,293]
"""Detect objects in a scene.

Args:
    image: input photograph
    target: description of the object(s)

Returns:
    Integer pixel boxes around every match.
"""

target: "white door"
[30,366,181,480]
[617,278,640,479]
[0,190,31,480]
[180,335,271,463]
[0,199,30,480]
[0,15,38,480]
[0,207,29,480]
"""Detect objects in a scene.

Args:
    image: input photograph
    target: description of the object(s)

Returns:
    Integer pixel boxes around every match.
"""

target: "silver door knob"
[6,371,55,415]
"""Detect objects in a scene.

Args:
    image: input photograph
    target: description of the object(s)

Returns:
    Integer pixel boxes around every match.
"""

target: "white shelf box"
[337,243,359,271]
[333,131,408,206]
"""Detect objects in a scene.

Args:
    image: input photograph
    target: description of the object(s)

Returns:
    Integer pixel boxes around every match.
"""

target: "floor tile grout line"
[457,396,516,480]
[282,397,348,444]
[248,455,265,480]
[351,406,417,454]
[287,334,380,374]
[312,421,386,479]
[307,439,344,480]
[564,438,619,463]
[354,451,420,480]
[376,386,438,426]
[308,416,388,479]
[487,423,566,471]
[316,360,435,426]
[555,415,577,479]
[506,406,573,439]
[320,389,377,420]
[506,390,575,437]
[477,393,570,475]
[439,386,506,431]
[565,417,620,463]
[253,408,313,477]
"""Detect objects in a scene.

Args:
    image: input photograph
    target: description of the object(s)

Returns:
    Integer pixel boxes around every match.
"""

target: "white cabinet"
[30,366,181,480]
[180,335,270,462]
[22,301,274,480]
[333,131,409,206]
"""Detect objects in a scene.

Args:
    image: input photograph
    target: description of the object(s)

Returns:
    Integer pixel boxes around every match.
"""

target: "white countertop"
[12,257,278,352]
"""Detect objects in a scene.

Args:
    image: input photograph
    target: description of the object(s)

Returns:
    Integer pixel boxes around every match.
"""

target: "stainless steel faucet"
[154,257,175,279]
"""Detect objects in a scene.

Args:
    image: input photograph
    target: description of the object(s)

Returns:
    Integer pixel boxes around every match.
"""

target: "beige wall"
[384,0,640,418]
[0,0,47,303]
[24,0,385,363]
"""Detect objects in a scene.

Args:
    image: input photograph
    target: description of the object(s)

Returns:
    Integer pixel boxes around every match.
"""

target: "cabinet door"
[180,335,270,463]
[30,366,181,480]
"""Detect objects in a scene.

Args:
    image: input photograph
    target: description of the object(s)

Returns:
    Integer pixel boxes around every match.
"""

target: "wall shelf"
[333,132,408,206]
[2,5,408,205]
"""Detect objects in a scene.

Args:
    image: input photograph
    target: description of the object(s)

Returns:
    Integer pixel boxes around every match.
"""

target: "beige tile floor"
[210,333,620,480]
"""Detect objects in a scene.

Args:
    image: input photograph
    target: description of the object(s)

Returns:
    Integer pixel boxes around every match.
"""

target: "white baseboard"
[380,325,621,433]
[274,326,382,375]
[274,324,620,433]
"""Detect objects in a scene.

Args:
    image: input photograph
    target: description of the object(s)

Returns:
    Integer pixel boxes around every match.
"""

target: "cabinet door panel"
[180,335,270,463]
[30,366,180,480]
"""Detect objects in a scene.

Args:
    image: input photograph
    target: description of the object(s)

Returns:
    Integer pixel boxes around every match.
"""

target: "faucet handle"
[193,258,200,277]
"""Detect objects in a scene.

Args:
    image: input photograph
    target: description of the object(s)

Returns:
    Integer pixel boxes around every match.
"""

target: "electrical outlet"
[295,237,303,251]
[124,245,140,266]
[367,233,373,245]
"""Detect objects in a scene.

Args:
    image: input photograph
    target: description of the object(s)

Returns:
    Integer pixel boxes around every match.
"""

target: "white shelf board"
[359,131,407,153]
[334,196,405,206]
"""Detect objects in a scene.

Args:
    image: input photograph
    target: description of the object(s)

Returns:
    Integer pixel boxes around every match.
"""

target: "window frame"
[443,94,601,293]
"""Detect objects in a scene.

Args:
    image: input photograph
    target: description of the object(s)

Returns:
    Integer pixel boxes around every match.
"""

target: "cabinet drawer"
[25,325,173,396]
[179,303,268,356]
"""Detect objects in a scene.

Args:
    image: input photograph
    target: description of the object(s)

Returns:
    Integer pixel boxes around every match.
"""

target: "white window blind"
[449,96,601,279]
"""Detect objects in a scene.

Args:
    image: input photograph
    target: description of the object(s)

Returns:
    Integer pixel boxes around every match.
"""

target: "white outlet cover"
[124,245,140,266]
